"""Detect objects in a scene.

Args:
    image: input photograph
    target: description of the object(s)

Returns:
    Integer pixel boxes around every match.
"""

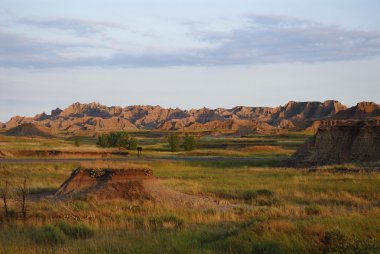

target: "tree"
[1,180,10,223]
[168,133,180,152]
[183,133,197,151]
[128,137,138,150]
[19,178,29,223]
[96,132,137,150]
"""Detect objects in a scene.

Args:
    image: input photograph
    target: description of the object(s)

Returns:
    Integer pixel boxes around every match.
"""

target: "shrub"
[97,131,137,150]
[56,222,95,239]
[305,205,321,215]
[148,215,184,229]
[243,189,279,206]
[322,227,377,253]
[31,225,67,245]
[168,133,180,152]
[183,133,197,151]
[323,227,347,248]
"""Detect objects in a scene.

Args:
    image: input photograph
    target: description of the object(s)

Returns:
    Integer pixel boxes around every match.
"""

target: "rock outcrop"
[333,102,380,119]
[288,120,380,166]
[56,167,154,199]
[3,100,350,132]
[55,166,219,207]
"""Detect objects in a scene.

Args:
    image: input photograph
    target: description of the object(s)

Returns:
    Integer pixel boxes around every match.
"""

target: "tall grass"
[0,160,379,253]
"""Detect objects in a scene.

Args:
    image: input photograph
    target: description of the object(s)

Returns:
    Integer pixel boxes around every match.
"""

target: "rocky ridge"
[4,100,379,132]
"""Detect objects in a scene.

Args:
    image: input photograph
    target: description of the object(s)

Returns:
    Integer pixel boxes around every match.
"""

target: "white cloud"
[0,14,380,68]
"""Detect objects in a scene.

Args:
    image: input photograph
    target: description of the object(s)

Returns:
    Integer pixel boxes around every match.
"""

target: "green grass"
[0,160,379,253]
[0,131,378,253]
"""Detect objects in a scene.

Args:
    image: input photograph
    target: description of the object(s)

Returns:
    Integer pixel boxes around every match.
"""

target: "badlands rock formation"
[308,102,380,132]
[56,167,154,199]
[288,119,380,166]
[4,100,349,132]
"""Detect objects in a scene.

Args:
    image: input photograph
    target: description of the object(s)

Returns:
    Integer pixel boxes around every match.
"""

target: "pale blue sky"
[0,1,379,121]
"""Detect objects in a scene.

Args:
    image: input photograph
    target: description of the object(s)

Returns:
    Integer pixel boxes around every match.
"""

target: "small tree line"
[168,133,197,152]
[0,178,29,224]
[97,131,137,150]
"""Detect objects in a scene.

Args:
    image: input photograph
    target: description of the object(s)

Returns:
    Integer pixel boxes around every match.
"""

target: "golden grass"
[242,145,294,154]
[78,161,152,171]
[0,161,379,253]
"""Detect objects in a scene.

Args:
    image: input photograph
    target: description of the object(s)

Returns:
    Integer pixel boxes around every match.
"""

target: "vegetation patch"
[148,215,184,230]
[55,222,95,239]
[30,225,68,245]
[244,189,280,206]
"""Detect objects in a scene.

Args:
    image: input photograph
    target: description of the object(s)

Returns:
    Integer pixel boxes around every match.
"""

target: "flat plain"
[0,130,379,253]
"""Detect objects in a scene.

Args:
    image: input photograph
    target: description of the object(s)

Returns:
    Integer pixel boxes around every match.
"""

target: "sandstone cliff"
[333,102,380,119]
[288,120,380,166]
[3,100,350,132]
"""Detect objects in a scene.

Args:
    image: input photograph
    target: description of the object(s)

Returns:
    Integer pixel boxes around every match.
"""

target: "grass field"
[0,131,379,253]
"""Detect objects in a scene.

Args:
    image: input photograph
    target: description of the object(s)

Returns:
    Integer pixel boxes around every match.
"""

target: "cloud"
[1,14,380,68]
[20,17,128,36]
[191,14,380,64]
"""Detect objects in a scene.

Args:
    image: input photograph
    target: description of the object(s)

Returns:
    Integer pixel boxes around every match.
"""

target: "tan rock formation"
[288,120,380,166]
[3,100,356,132]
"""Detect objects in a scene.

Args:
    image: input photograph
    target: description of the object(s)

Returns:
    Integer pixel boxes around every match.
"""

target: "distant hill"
[5,123,54,138]
[333,102,380,119]
[4,100,378,133]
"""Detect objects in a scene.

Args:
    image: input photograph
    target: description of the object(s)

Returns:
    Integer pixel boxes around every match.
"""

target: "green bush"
[168,133,180,152]
[97,131,137,150]
[305,205,321,215]
[323,227,377,253]
[31,225,67,245]
[56,222,95,239]
[183,133,197,151]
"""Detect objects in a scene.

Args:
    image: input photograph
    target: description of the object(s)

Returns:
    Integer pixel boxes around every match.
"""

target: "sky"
[1,0,380,121]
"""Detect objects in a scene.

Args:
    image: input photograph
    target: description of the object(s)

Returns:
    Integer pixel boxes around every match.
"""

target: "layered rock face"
[4,100,349,132]
[307,102,380,132]
[288,120,380,166]
[334,102,380,119]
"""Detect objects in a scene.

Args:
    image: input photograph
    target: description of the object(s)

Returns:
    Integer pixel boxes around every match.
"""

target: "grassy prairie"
[0,131,378,253]
[0,160,379,253]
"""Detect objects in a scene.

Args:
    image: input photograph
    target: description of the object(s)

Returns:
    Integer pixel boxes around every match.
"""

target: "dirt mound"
[5,123,53,138]
[55,167,218,207]
[288,120,380,166]
[56,168,154,199]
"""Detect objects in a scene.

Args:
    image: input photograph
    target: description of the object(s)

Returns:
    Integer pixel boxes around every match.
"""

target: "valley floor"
[0,131,379,253]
